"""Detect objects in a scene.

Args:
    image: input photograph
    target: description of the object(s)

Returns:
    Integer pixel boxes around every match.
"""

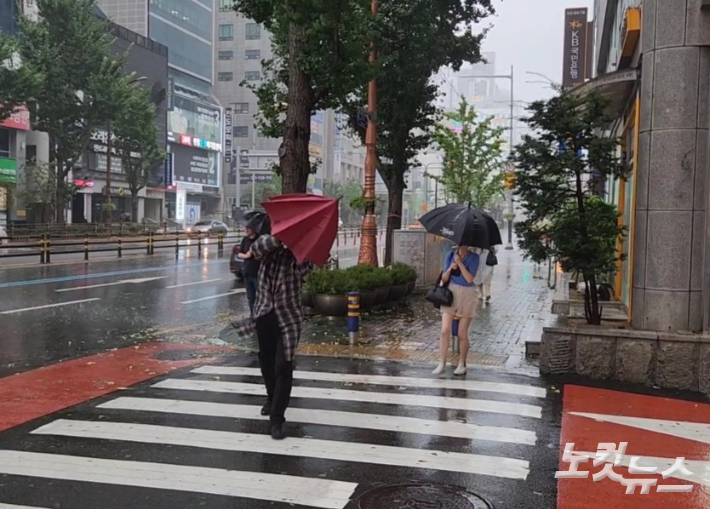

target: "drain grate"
[358,483,493,509]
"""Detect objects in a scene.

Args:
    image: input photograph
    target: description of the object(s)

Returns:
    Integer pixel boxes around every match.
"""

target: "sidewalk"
[221,248,557,374]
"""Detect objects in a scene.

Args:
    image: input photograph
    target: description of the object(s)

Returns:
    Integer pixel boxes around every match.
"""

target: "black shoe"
[260,400,272,416]
[270,422,285,440]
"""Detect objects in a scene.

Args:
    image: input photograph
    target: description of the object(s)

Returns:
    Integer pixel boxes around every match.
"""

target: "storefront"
[0,106,30,224]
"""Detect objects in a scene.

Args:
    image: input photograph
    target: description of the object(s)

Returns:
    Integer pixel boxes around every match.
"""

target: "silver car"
[186,220,229,238]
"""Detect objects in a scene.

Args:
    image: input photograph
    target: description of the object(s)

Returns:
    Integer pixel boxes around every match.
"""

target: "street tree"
[19,160,82,222]
[0,37,41,121]
[511,91,628,325]
[232,0,372,193]
[432,98,505,207]
[343,0,495,263]
[13,0,115,222]
[113,85,165,222]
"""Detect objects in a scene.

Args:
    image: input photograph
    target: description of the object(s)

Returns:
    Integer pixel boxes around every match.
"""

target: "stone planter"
[406,281,416,294]
[301,292,314,308]
[540,326,710,394]
[358,291,376,310]
[313,294,349,317]
[374,286,390,305]
[388,284,408,301]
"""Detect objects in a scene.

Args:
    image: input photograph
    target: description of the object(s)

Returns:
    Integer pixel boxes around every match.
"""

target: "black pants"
[244,276,258,314]
[255,311,294,423]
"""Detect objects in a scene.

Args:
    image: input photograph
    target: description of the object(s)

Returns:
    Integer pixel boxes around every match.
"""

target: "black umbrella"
[418,204,502,249]
[236,209,271,235]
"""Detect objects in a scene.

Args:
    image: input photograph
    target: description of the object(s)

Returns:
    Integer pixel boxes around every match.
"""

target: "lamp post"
[357,0,379,267]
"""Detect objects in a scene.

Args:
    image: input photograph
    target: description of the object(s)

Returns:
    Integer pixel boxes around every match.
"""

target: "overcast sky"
[481,0,594,104]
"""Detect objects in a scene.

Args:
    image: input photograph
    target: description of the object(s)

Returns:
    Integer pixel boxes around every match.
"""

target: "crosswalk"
[0,358,552,509]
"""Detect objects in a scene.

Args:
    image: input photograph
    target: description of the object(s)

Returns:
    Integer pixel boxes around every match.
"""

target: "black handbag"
[486,250,498,266]
[425,273,454,308]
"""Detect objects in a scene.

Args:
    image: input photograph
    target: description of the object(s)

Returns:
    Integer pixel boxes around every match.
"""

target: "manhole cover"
[358,484,493,509]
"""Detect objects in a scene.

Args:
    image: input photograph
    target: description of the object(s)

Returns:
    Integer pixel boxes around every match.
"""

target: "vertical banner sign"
[166,76,175,111]
[224,108,232,164]
[562,8,589,90]
[164,152,174,187]
[175,190,186,222]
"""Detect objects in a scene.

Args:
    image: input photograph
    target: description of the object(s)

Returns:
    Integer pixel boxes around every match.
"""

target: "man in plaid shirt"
[238,233,314,439]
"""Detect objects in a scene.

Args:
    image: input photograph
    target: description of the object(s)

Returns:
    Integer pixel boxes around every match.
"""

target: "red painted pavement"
[0,342,230,433]
[558,385,710,509]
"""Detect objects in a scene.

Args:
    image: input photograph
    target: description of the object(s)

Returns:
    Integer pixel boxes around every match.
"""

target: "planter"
[406,281,416,294]
[374,286,390,305]
[313,294,349,317]
[388,284,408,301]
[301,292,314,308]
[358,291,376,310]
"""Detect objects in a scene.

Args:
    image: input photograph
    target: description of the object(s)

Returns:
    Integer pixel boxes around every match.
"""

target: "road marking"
[33,419,530,479]
[55,276,167,292]
[166,278,223,289]
[180,289,246,304]
[0,505,55,509]
[152,378,542,418]
[99,396,537,445]
[0,450,356,509]
[0,298,101,315]
[193,366,547,398]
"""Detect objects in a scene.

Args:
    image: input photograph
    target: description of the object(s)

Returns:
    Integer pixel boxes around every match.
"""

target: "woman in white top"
[475,246,497,304]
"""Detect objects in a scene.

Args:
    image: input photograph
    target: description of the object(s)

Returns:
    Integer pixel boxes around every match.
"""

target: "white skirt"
[479,265,494,285]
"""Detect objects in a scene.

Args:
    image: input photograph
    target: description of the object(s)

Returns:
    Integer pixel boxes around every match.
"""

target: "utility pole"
[105,119,112,224]
[357,0,379,267]
[506,65,515,250]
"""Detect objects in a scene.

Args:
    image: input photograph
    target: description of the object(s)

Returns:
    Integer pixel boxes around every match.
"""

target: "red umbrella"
[262,194,339,267]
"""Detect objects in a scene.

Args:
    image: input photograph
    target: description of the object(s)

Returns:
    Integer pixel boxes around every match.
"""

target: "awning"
[569,68,639,118]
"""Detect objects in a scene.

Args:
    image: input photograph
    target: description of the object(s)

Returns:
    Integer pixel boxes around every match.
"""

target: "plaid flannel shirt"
[231,235,313,361]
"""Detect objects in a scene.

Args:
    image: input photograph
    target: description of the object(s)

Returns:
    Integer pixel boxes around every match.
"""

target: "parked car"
[229,243,244,281]
[0,226,7,245]
[186,220,229,238]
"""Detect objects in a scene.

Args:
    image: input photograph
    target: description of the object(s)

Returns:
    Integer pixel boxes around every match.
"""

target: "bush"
[390,262,417,285]
[304,268,350,295]
[305,266,394,295]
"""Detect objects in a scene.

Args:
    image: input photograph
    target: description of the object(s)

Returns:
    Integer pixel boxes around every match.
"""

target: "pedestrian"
[238,226,260,315]
[433,245,480,376]
[247,234,314,439]
[477,246,497,304]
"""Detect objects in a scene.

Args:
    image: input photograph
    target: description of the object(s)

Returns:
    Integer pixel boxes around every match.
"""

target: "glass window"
[234,126,249,137]
[244,71,260,81]
[150,17,212,82]
[218,72,234,81]
[149,0,213,41]
[0,129,10,158]
[218,50,234,60]
[219,24,234,41]
[245,23,260,40]
[245,49,260,60]
[233,102,249,113]
[219,0,232,11]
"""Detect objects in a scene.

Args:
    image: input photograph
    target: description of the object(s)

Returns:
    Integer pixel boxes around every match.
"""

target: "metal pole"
[505,66,515,250]
[251,172,256,209]
[434,179,438,208]
[357,0,379,267]
[235,145,241,210]
[105,119,112,224]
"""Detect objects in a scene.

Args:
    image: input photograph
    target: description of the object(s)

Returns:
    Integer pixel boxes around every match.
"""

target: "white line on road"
[152,378,542,418]
[0,450,356,509]
[0,298,101,315]
[55,276,167,292]
[166,278,223,289]
[180,289,246,304]
[192,366,547,398]
[99,396,538,445]
[33,419,530,479]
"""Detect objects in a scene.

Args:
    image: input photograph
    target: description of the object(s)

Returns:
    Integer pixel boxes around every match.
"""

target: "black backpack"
[486,249,498,266]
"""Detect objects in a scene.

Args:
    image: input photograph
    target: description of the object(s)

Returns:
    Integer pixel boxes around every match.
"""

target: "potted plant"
[389,263,414,300]
[373,267,393,304]
[305,269,350,316]
[343,265,379,310]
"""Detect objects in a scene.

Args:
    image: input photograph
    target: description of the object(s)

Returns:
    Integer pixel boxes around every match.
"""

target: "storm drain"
[357,483,493,509]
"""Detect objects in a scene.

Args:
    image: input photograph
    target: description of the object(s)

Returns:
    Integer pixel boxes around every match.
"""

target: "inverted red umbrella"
[262,194,339,267]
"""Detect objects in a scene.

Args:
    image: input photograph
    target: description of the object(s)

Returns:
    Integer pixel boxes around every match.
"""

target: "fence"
[0,228,386,265]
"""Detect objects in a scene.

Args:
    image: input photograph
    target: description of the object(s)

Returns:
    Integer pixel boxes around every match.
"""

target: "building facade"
[591,0,710,332]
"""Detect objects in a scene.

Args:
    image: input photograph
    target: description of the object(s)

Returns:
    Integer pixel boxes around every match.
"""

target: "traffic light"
[503,170,516,190]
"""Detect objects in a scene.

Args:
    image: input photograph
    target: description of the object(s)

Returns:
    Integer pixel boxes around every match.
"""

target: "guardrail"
[0,228,386,264]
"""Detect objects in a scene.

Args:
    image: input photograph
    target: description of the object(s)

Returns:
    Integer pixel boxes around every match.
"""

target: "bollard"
[149,231,155,255]
[118,238,122,258]
[452,316,460,354]
[197,233,202,258]
[347,291,360,346]
[145,234,150,255]
[84,234,89,261]
[217,232,224,252]
[45,234,51,263]
[175,234,179,258]
[39,235,45,264]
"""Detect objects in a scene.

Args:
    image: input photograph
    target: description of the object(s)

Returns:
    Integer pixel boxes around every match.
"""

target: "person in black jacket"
[238,226,260,314]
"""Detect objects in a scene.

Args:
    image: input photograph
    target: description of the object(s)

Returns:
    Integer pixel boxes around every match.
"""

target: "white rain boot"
[454,362,467,376]
[432,361,446,375]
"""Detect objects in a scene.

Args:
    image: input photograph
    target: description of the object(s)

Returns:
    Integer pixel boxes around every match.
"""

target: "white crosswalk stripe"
[0,362,548,509]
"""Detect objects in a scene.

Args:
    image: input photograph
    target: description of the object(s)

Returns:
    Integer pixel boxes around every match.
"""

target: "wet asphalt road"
[0,354,560,509]
[0,248,361,377]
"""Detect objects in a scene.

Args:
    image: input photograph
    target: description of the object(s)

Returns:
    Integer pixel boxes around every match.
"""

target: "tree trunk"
[131,192,139,223]
[280,22,313,195]
[584,272,602,325]
[384,176,404,266]
[55,159,66,224]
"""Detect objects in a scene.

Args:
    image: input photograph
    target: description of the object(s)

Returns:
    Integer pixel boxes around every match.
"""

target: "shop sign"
[0,157,18,184]
[224,108,232,164]
[562,8,590,89]
[172,143,219,187]
[164,152,174,187]
[0,106,30,131]
[168,94,221,148]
